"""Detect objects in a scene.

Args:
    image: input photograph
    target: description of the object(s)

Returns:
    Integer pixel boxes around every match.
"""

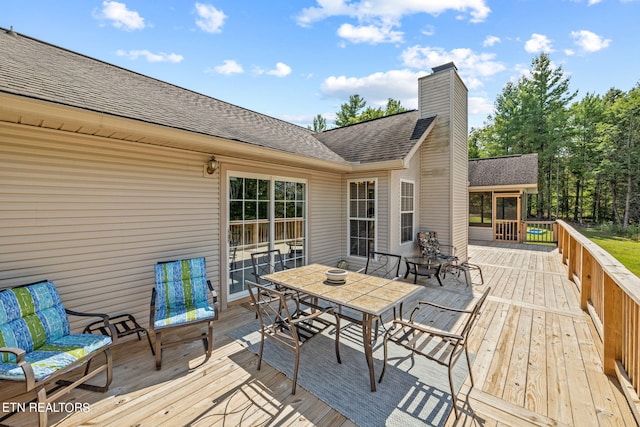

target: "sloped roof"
[314,111,435,163]
[0,29,345,163]
[0,28,433,166]
[468,153,538,187]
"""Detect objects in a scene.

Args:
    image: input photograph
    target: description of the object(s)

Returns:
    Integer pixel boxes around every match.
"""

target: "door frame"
[493,193,522,242]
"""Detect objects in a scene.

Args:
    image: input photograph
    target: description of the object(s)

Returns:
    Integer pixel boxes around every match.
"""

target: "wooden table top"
[263,263,424,317]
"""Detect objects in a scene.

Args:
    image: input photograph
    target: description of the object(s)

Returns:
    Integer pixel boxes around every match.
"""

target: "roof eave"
[469,184,538,192]
[0,93,354,173]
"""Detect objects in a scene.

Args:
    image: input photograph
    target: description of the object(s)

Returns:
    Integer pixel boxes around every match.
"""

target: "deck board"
[1,242,636,426]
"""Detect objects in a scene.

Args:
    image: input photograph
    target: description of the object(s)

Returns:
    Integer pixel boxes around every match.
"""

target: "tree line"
[311,53,639,230]
[469,53,639,230]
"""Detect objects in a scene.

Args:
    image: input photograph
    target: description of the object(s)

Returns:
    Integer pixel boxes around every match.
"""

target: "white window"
[348,179,376,257]
[400,180,415,243]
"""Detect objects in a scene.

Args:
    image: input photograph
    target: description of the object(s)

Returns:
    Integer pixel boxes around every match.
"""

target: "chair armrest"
[390,319,464,342]
[413,300,473,314]
[0,347,36,390]
[66,309,119,344]
[206,280,218,303]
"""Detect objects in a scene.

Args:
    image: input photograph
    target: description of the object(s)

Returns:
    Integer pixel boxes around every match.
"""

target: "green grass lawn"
[577,227,640,277]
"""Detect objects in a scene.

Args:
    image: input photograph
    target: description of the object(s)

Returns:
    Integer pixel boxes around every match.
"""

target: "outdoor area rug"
[228,317,471,427]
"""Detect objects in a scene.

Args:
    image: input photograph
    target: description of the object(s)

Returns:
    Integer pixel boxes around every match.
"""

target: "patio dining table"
[263,263,424,392]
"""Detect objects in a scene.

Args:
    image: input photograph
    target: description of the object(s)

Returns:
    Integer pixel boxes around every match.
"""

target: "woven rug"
[228,315,471,427]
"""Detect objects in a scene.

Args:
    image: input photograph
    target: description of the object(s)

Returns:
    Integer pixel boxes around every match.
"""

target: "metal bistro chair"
[250,249,301,316]
[247,280,341,395]
[355,250,403,333]
[379,287,491,419]
[417,230,459,278]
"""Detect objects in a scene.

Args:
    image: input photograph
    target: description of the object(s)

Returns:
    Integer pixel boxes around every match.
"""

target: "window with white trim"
[400,180,414,243]
[348,179,376,257]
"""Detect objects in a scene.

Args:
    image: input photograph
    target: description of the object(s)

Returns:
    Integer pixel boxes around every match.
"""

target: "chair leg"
[292,347,300,395]
[448,365,459,419]
[378,334,390,383]
[465,346,474,388]
[257,334,265,371]
[206,321,214,357]
[155,331,163,370]
[36,385,47,427]
[334,315,341,364]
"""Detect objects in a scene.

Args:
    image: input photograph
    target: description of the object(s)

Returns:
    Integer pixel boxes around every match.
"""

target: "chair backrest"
[0,281,70,362]
[363,251,402,279]
[460,287,492,340]
[417,230,441,257]
[154,258,209,311]
[251,249,287,284]
[246,280,298,344]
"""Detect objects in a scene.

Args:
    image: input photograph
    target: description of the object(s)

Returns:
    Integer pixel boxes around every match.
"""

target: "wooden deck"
[2,242,637,426]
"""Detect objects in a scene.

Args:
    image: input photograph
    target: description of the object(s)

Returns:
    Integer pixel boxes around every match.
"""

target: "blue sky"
[4,1,639,130]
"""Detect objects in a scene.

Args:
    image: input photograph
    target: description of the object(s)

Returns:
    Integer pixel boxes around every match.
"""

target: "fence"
[557,220,640,422]
[523,221,557,244]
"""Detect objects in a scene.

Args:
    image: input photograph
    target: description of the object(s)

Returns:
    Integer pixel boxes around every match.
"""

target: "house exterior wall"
[0,122,220,331]
[418,66,469,261]
[0,122,351,327]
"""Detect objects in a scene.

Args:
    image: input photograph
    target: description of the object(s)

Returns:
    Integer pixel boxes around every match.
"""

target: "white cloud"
[321,69,423,109]
[195,2,226,34]
[525,33,553,53]
[214,59,243,75]
[483,35,501,47]
[97,1,145,31]
[337,23,403,44]
[469,96,493,116]
[254,62,293,77]
[268,62,292,77]
[400,45,506,89]
[296,0,491,26]
[570,30,611,52]
[116,50,183,63]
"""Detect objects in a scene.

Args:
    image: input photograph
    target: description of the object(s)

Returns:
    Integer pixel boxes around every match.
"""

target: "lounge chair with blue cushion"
[0,280,116,427]
[150,257,218,370]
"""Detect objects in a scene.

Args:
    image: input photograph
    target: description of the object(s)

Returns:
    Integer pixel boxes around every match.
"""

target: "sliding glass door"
[228,173,306,299]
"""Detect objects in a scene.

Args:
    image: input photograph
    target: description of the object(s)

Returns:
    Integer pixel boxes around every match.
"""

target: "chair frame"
[354,250,403,332]
[0,281,117,427]
[247,280,341,395]
[358,250,402,280]
[150,258,218,370]
[250,249,289,284]
[378,287,491,419]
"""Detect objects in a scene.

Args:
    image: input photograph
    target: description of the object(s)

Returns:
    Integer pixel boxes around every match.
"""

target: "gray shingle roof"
[468,154,538,187]
[314,111,434,163]
[0,29,347,163]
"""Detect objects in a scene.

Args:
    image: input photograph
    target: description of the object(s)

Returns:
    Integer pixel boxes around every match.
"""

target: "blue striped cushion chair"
[150,257,218,370]
[0,281,114,427]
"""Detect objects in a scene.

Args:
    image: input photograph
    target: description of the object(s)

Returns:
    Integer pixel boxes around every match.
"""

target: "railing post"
[580,246,592,311]
[603,272,623,376]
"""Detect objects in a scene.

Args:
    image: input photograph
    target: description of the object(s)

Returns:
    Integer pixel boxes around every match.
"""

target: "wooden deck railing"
[557,219,640,422]
[523,220,557,243]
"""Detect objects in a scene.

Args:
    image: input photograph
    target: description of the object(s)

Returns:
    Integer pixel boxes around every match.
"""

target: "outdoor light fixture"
[206,157,219,174]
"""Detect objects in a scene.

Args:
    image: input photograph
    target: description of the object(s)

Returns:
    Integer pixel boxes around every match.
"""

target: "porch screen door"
[228,174,306,299]
[494,195,520,242]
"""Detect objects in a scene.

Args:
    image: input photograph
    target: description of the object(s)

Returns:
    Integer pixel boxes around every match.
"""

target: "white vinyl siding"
[0,123,220,331]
